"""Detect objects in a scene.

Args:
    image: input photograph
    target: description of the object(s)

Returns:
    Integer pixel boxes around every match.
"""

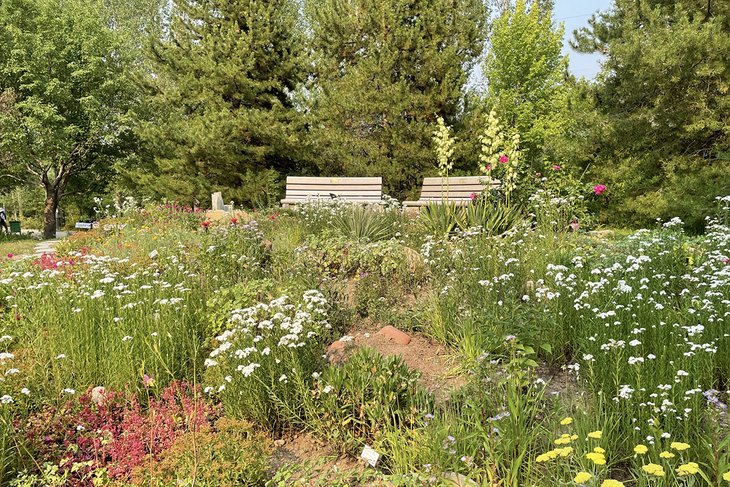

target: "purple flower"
[703,389,727,411]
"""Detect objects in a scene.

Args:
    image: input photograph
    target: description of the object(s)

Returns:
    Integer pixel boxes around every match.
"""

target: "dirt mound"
[327,324,465,402]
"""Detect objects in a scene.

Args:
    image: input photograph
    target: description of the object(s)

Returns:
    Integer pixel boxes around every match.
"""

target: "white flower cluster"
[206,291,330,393]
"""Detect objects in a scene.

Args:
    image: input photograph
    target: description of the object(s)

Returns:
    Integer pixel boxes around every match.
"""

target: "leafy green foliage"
[129,0,307,203]
[332,206,400,242]
[305,0,488,198]
[483,0,572,175]
[573,0,730,230]
[418,197,523,237]
[0,0,139,237]
[204,292,331,432]
[309,348,432,453]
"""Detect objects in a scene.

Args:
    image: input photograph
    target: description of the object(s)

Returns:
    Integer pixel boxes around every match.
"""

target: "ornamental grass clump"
[204,291,331,431]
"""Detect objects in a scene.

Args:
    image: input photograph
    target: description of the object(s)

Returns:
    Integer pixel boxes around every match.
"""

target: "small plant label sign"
[360,445,380,467]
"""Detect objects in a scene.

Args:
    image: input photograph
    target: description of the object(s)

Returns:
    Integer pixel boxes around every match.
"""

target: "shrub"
[204,291,331,431]
[205,279,278,339]
[309,348,432,454]
[129,418,271,486]
[22,381,216,484]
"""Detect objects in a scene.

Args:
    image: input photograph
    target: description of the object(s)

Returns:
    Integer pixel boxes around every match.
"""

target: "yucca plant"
[418,202,465,237]
[462,196,523,236]
[332,205,399,242]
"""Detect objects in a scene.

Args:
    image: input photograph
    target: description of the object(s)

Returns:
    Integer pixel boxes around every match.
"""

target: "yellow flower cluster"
[670,442,690,451]
[586,449,606,465]
[601,480,624,487]
[642,463,665,477]
[554,433,578,445]
[659,451,675,459]
[536,447,573,462]
[634,444,648,455]
[587,430,602,439]
[723,471,730,480]
[676,462,699,476]
[574,472,592,483]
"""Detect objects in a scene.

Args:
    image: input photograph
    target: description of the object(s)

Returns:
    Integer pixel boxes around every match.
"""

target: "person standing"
[0,208,8,235]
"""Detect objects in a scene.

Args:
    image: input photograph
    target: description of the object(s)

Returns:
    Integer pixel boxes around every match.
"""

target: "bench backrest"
[417,176,500,201]
[284,176,383,202]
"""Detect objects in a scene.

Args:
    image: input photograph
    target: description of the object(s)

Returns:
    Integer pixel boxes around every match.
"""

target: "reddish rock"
[327,340,346,354]
[376,326,411,345]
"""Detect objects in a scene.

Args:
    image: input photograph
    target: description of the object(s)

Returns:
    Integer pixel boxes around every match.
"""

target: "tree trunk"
[43,187,59,239]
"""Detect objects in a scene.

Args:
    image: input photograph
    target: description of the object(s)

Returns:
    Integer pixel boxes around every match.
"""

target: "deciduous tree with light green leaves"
[482,0,571,172]
[0,0,138,238]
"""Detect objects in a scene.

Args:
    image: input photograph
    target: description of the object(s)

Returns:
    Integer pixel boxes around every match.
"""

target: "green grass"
[0,235,39,257]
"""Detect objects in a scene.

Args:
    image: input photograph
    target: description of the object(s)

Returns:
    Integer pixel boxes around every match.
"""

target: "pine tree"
[129,0,306,205]
[572,0,730,229]
[305,0,488,198]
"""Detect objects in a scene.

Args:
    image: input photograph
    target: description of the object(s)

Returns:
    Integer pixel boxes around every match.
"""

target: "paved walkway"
[34,239,59,256]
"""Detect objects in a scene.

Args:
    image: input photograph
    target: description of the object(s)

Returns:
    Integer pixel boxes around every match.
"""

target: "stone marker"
[211,192,226,211]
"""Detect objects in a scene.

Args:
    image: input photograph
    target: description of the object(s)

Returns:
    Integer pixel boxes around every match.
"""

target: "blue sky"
[555,0,614,78]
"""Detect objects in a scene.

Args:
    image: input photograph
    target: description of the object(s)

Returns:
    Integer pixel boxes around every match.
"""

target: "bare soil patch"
[328,322,465,402]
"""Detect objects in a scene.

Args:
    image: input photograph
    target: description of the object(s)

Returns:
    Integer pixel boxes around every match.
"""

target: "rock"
[326,340,347,363]
[442,472,478,486]
[327,340,346,354]
[90,386,107,406]
[376,325,411,345]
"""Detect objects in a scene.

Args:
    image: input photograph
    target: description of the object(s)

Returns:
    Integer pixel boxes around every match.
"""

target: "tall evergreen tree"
[305,0,488,198]
[573,0,730,229]
[129,0,306,205]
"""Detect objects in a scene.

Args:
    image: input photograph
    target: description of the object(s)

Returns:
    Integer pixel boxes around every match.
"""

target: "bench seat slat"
[286,176,382,185]
[286,190,382,196]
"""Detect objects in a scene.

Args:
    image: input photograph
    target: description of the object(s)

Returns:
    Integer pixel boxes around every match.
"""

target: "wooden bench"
[403,176,501,208]
[74,221,95,230]
[280,177,383,208]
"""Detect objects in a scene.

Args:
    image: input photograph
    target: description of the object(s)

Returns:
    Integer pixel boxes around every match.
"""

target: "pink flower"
[470,192,476,201]
[6,253,12,259]
[484,164,492,172]
[552,165,561,171]
[201,220,211,229]
[142,374,155,388]
[569,219,579,232]
[498,155,509,164]
[593,184,607,196]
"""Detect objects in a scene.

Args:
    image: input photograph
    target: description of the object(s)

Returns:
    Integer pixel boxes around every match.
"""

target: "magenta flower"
[593,184,607,196]
[470,192,476,201]
[498,155,509,164]
[552,165,561,171]
[142,374,155,388]
[6,253,12,259]
[484,164,492,172]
